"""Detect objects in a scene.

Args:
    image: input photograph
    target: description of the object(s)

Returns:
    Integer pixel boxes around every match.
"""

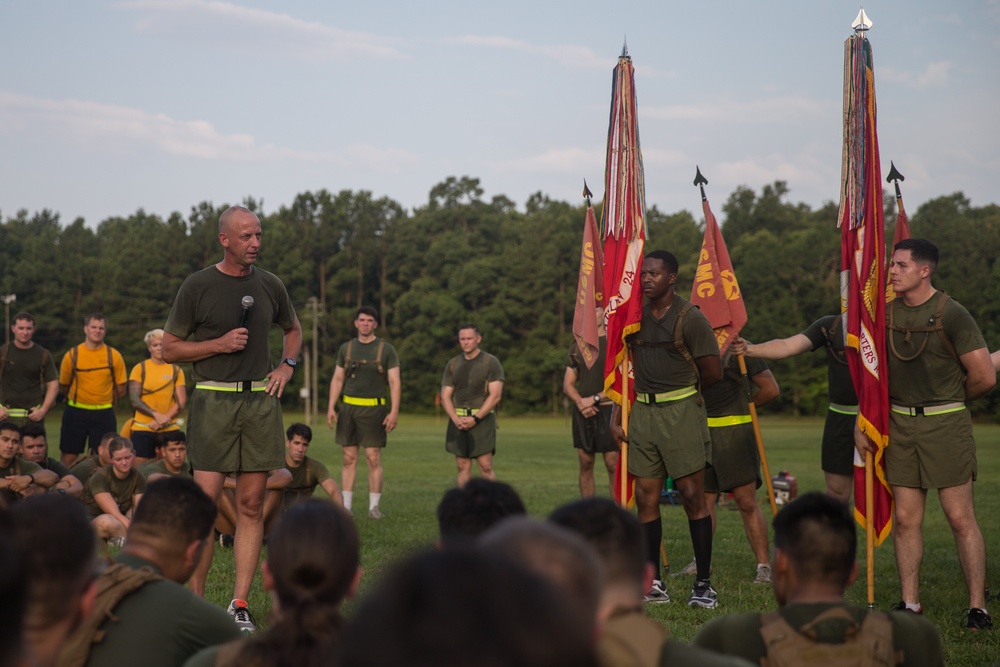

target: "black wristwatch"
[593,394,601,404]
[282,358,297,368]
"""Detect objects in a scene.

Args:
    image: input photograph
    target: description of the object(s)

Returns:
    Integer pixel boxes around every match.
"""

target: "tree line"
[2,177,999,418]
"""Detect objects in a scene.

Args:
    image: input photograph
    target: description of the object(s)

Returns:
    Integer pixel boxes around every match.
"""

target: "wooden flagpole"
[619,355,629,504]
[737,354,778,516]
[866,450,875,607]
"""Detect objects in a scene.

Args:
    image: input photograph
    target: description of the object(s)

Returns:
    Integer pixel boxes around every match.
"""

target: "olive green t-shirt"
[0,457,41,478]
[629,296,720,394]
[164,265,297,382]
[567,336,607,398]
[40,456,72,478]
[887,292,986,406]
[69,454,102,485]
[140,458,194,479]
[336,338,400,399]
[0,342,57,408]
[83,465,147,517]
[284,455,331,499]
[703,354,768,418]
[801,314,858,406]
[442,352,504,409]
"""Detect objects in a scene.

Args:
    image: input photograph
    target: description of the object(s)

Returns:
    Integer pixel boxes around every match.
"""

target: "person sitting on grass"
[692,492,945,666]
[82,435,146,545]
[140,431,194,482]
[214,467,291,548]
[435,477,526,548]
[184,499,361,667]
[18,422,84,497]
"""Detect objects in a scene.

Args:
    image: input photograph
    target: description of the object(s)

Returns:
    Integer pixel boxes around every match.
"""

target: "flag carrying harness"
[627,301,703,404]
[759,607,900,666]
[886,293,959,363]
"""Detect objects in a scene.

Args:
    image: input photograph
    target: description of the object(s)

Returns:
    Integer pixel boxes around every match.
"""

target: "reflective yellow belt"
[635,386,697,404]
[707,414,753,428]
[828,403,859,415]
[67,400,113,410]
[2,406,38,418]
[195,380,268,393]
[342,396,386,406]
[455,407,480,417]
[891,402,965,417]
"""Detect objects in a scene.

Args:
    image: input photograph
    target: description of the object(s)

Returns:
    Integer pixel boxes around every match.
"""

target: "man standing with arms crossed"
[441,324,504,487]
[610,250,722,608]
[327,306,399,518]
[58,313,127,467]
[162,205,302,633]
[856,238,995,629]
[0,312,59,428]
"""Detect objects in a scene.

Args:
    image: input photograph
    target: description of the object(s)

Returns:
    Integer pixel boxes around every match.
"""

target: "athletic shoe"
[218,533,234,549]
[368,507,384,519]
[688,580,719,609]
[644,579,671,604]
[754,564,772,584]
[107,536,125,549]
[964,608,993,630]
[889,601,923,614]
[227,599,257,633]
[672,558,698,578]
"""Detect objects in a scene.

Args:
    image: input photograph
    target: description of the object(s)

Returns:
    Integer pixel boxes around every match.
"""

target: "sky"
[1,1,998,228]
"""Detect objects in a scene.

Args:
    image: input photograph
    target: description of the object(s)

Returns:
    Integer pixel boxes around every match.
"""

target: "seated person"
[19,422,83,497]
[140,431,194,482]
[275,423,343,514]
[82,436,146,543]
[0,421,57,499]
[215,467,291,547]
[68,431,116,485]
[436,477,526,548]
[693,492,945,666]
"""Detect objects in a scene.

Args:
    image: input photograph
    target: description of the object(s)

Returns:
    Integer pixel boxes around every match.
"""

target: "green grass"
[67,411,1000,665]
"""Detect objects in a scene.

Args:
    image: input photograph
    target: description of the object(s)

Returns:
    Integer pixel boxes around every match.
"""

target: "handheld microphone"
[238,296,254,328]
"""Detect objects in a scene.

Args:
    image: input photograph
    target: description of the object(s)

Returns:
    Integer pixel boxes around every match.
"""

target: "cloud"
[494,147,599,173]
[879,61,952,90]
[642,95,828,124]
[0,91,419,172]
[118,0,406,61]
[449,35,609,71]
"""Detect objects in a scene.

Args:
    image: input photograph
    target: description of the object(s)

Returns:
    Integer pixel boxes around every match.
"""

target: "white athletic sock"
[342,491,353,511]
[369,492,381,510]
[905,602,922,612]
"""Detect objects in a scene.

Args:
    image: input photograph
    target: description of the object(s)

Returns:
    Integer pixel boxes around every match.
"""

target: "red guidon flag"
[690,193,747,353]
[572,204,604,369]
[840,32,892,545]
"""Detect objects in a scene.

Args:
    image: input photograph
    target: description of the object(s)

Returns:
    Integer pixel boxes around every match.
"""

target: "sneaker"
[368,507,384,519]
[889,601,923,614]
[218,533,234,548]
[644,579,671,604]
[227,599,257,633]
[688,580,719,609]
[754,564,772,584]
[107,536,126,549]
[671,558,697,577]
[964,608,993,630]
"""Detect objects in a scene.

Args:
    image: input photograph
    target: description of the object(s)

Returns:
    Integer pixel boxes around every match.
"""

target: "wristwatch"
[593,394,601,404]
[282,358,298,368]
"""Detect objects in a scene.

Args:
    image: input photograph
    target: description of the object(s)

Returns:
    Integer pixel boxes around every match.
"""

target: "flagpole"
[619,356,629,504]
[866,450,875,608]
[737,354,778,516]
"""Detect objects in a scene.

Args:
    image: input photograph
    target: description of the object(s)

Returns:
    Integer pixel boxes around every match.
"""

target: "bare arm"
[479,380,504,418]
[563,367,599,418]
[160,329,248,364]
[264,316,303,398]
[733,334,813,360]
[266,468,293,490]
[962,347,996,400]
[750,369,780,407]
[326,366,347,428]
[695,354,723,390]
[93,491,130,528]
[441,384,467,429]
[319,478,344,507]
[29,380,60,422]
[610,402,626,443]
[55,474,84,498]
[384,366,401,432]
[991,350,1000,373]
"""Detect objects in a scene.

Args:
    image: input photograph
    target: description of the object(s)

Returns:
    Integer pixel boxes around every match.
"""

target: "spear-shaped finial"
[693,166,709,202]
[583,179,593,206]
[886,161,904,199]
[852,7,872,33]
[621,37,628,58]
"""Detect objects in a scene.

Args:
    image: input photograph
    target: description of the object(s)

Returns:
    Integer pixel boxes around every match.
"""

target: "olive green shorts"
[704,421,761,493]
[822,409,857,476]
[336,403,388,448]
[446,413,497,459]
[886,409,977,489]
[572,405,617,454]
[187,389,285,473]
[627,398,711,480]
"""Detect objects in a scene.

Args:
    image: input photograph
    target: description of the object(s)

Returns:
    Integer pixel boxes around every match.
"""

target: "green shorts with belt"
[704,420,761,493]
[446,412,497,459]
[187,388,284,473]
[886,408,976,489]
[627,396,711,480]
[336,402,389,448]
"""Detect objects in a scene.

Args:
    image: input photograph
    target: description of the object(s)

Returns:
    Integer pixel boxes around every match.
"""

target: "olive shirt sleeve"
[683,307,722,359]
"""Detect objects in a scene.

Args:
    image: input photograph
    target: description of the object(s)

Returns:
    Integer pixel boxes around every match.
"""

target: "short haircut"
[457,323,480,336]
[98,431,119,452]
[19,422,46,441]
[549,497,646,590]
[436,478,526,547]
[107,436,133,456]
[0,422,21,437]
[84,312,106,326]
[773,492,856,589]
[143,328,164,346]
[286,422,313,443]
[218,205,256,233]
[12,311,34,325]
[355,306,380,323]
[11,494,97,628]
[644,249,679,275]
[130,477,217,545]
[158,430,186,448]
[341,548,597,667]
[894,238,939,273]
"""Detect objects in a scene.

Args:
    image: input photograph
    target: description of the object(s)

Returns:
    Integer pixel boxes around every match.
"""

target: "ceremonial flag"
[839,24,893,547]
[689,169,747,355]
[572,194,604,370]
[599,47,646,508]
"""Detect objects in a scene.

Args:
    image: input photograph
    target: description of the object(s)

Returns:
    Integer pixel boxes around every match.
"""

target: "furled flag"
[689,168,747,354]
[884,162,911,303]
[840,30,893,545]
[572,186,604,369]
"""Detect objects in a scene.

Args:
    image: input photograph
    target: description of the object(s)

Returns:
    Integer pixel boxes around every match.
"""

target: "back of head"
[549,497,646,593]
[773,492,856,589]
[480,517,602,633]
[10,494,96,630]
[341,548,597,667]
[0,510,26,667]
[436,478,526,547]
[130,477,216,546]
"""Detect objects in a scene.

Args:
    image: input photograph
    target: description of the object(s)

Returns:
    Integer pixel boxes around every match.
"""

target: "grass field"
[73,411,1000,665]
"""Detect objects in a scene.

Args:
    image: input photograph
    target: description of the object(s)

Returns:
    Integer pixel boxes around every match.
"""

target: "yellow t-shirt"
[59,344,127,406]
[129,360,185,432]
